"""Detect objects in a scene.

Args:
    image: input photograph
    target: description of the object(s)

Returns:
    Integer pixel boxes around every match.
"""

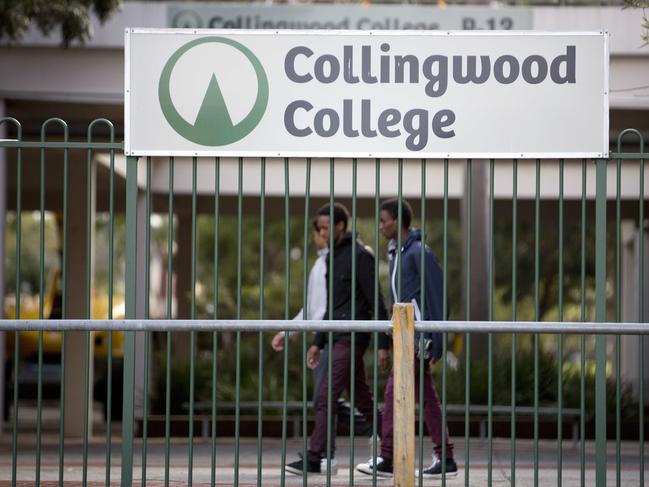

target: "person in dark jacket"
[356,198,457,480]
[286,202,388,476]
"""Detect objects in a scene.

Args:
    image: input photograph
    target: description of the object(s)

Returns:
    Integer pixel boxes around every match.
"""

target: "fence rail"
[1,319,648,334]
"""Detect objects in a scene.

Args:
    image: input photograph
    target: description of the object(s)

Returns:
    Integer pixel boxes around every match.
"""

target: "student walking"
[271,220,372,457]
[356,198,457,480]
[286,203,388,476]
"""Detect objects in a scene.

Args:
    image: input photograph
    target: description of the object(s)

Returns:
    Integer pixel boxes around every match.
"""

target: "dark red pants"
[380,360,453,461]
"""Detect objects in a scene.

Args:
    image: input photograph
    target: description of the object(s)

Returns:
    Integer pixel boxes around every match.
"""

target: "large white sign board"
[125,30,608,158]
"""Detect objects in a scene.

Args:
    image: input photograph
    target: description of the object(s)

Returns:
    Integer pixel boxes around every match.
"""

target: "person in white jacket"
[271,222,328,407]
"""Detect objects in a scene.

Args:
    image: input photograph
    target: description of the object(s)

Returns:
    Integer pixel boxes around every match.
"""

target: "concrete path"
[2,433,647,486]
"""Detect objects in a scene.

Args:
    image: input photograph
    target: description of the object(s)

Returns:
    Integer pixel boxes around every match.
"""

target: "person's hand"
[307,345,320,369]
[271,332,286,352]
[378,349,391,372]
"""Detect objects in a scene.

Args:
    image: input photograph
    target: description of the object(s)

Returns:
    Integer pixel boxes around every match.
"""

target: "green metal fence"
[0,117,647,487]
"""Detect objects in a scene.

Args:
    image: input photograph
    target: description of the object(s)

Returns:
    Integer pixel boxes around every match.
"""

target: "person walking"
[285,203,388,476]
[356,198,457,479]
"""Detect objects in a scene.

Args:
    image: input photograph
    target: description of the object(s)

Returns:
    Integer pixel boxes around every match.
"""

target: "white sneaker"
[356,456,394,478]
[415,453,459,479]
[320,458,338,475]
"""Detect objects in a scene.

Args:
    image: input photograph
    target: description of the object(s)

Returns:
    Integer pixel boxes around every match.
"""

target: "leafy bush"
[442,346,637,418]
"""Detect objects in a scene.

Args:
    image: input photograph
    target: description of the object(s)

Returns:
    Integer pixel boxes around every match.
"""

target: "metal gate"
[0,116,647,487]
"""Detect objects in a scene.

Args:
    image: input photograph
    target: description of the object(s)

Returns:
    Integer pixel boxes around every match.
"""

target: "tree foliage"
[0,0,122,46]
[624,0,649,44]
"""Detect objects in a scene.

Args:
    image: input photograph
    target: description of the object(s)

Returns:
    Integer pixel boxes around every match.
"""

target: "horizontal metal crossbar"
[609,152,649,159]
[1,319,647,334]
[0,141,646,160]
[0,140,123,150]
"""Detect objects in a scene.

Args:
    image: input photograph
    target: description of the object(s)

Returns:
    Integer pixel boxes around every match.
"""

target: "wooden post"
[393,303,415,487]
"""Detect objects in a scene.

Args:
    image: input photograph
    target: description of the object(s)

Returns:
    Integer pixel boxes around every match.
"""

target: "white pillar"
[620,220,649,403]
[63,159,96,437]
[461,160,489,355]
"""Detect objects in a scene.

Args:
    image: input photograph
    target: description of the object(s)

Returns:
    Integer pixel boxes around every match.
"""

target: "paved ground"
[2,432,648,486]
[1,405,647,486]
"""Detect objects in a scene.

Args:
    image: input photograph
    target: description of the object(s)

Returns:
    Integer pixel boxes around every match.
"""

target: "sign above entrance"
[125,30,609,158]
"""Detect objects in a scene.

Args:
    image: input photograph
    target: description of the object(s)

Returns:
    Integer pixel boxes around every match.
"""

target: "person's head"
[311,219,327,250]
[379,198,413,240]
[316,203,349,243]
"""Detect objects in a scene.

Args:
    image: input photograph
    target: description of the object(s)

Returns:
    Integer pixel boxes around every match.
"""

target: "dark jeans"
[380,360,453,461]
[308,341,379,462]
[312,345,327,408]
[313,345,372,437]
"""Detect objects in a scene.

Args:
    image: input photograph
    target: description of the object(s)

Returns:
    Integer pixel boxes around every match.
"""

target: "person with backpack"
[356,198,457,480]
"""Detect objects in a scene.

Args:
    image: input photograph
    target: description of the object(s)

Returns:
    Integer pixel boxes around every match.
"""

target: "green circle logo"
[159,37,269,146]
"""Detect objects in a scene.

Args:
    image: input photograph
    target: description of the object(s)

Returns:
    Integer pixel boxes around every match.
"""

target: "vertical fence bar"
[106,127,115,487]
[397,158,403,301]
[638,151,645,487]
[487,158,494,487]
[557,158,565,487]
[464,159,472,487]
[534,158,541,487]
[615,129,644,486]
[595,158,608,487]
[142,156,152,487]
[258,156,266,487]
[211,157,220,487]
[36,122,47,487]
[349,157,358,487]
[580,159,587,487]
[372,157,381,487]
[164,157,174,487]
[438,159,448,487]
[511,158,518,487]
[326,157,334,487]
[418,158,426,487]
[235,156,244,487]
[8,118,22,487]
[86,118,116,487]
[279,157,289,487]
[301,157,311,487]
[60,121,70,487]
[188,157,198,487]
[82,121,93,487]
[441,158,449,486]
[37,118,68,487]
[615,153,621,487]
[121,155,139,487]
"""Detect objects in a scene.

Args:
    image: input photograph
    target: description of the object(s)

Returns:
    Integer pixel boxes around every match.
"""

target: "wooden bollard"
[392,303,415,487]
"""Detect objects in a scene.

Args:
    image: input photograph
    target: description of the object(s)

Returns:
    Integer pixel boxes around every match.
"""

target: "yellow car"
[5,270,125,361]
[4,268,125,421]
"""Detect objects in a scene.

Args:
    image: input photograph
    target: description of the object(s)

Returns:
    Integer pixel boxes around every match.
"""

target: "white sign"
[168,4,532,31]
[125,30,609,158]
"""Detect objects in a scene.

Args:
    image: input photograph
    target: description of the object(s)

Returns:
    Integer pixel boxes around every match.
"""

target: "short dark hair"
[317,203,349,231]
[381,198,413,229]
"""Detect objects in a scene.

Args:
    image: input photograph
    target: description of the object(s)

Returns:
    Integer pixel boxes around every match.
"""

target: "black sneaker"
[356,456,393,478]
[285,458,322,476]
[418,455,458,479]
[297,452,338,474]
